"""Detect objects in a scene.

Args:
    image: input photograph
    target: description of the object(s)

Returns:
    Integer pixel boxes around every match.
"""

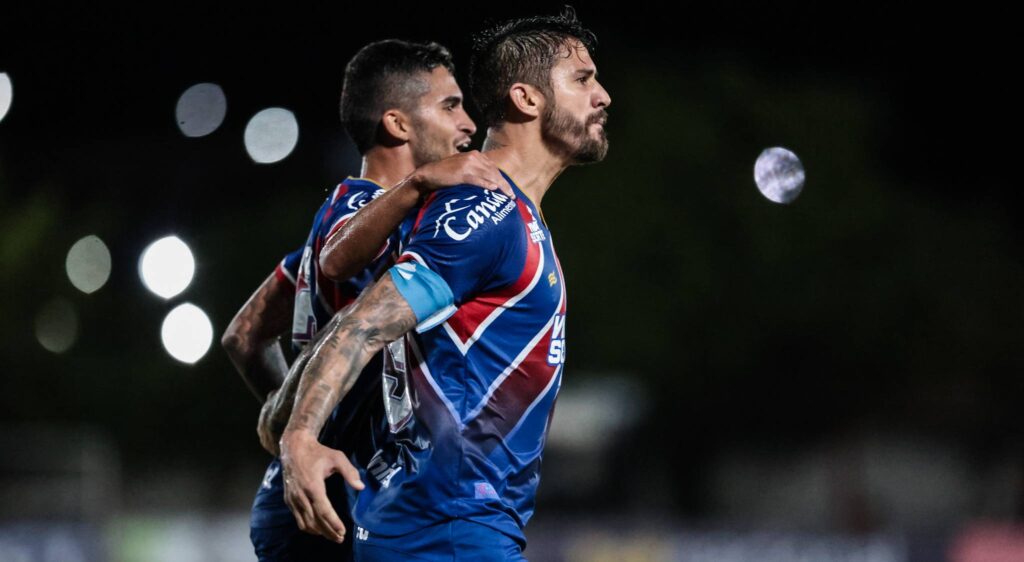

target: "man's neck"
[358,145,417,190]
[482,125,568,208]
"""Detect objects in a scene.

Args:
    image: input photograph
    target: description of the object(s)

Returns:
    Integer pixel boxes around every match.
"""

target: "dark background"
[1,0,1021,542]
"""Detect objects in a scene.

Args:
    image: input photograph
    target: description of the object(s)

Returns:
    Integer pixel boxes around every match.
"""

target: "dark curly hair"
[469,6,597,128]
[340,39,455,154]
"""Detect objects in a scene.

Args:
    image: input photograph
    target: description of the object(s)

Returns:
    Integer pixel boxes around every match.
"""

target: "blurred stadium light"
[175,83,227,138]
[0,72,11,123]
[66,235,111,295]
[138,236,195,300]
[243,108,299,164]
[161,303,214,364]
[34,297,78,354]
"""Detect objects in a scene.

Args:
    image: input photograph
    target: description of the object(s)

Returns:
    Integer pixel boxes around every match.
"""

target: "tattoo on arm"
[261,310,344,442]
[222,272,294,402]
[285,276,417,435]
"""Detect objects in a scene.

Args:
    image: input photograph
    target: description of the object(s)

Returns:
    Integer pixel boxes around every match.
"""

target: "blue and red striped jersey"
[253,177,394,531]
[356,172,567,546]
[275,177,394,350]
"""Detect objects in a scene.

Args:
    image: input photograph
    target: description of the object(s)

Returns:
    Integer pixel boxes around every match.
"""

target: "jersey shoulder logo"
[432,190,515,241]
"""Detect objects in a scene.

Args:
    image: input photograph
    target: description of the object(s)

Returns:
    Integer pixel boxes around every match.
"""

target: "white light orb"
[161,303,213,364]
[66,235,112,294]
[244,107,299,164]
[0,72,12,123]
[36,298,78,354]
[139,236,195,299]
[175,82,227,138]
[754,146,806,204]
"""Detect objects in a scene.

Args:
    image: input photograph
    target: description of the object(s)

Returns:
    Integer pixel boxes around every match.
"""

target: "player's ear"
[381,109,412,143]
[508,83,544,119]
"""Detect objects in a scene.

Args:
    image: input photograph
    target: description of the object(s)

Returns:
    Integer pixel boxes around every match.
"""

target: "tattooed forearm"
[284,275,418,436]
[223,272,295,402]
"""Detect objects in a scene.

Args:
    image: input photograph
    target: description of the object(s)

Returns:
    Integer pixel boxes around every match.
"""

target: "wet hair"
[340,39,454,153]
[469,6,597,128]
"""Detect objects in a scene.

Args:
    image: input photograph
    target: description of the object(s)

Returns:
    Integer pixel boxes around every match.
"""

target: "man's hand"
[410,150,514,199]
[280,430,365,542]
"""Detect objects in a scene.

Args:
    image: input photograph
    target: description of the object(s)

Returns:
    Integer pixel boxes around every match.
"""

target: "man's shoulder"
[331,181,383,214]
[415,185,521,244]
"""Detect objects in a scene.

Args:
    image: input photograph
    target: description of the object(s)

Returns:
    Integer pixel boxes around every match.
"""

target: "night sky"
[1,3,1020,517]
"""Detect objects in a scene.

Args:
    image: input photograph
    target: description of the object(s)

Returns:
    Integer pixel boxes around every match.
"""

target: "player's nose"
[594,81,611,109]
[461,114,477,137]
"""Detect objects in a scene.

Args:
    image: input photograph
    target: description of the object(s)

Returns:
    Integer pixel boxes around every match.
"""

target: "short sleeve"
[275,248,303,286]
[398,186,524,305]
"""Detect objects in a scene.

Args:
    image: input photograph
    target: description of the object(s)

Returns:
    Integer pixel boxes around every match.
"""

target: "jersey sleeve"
[275,248,303,286]
[390,186,524,330]
[321,186,392,264]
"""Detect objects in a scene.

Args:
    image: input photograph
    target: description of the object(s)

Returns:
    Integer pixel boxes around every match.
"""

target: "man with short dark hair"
[279,8,611,560]
[222,38,505,561]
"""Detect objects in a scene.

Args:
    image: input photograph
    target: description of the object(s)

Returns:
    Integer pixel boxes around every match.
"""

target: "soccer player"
[221,39,507,561]
[278,8,611,560]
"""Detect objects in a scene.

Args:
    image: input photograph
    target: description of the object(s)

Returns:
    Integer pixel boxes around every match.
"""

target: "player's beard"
[541,103,609,164]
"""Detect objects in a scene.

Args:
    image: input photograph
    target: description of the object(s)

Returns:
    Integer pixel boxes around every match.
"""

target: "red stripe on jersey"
[445,200,541,344]
[405,342,460,432]
[274,263,295,287]
[464,324,557,439]
[331,183,349,205]
[552,248,567,314]
[411,192,440,235]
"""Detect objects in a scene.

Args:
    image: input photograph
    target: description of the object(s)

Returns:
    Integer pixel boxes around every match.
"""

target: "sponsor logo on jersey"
[346,188,384,211]
[367,450,403,489]
[433,191,513,241]
[355,527,370,541]
[260,463,280,490]
[547,313,567,365]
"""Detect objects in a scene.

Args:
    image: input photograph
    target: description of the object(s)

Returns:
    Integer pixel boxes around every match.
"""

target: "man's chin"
[571,139,609,165]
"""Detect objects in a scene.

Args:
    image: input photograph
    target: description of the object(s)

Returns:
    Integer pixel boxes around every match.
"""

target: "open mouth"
[456,140,472,152]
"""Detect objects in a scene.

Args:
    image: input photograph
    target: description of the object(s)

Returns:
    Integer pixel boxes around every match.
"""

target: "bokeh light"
[0,72,12,123]
[161,303,213,364]
[65,235,112,294]
[754,146,806,204]
[35,298,78,354]
[244,108,299,164]
[175,83,227,138]
[139,236,195,299]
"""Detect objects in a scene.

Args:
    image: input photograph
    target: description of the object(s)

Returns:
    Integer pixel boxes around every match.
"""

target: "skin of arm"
[279,275,418,543]
[221,272,294,402]
[256,307,350,456]
[319,150,511,282]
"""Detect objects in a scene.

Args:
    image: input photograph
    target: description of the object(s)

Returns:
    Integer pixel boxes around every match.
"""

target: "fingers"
[330,449,366,491]
[310,491,347,543]
[284,482,320,537]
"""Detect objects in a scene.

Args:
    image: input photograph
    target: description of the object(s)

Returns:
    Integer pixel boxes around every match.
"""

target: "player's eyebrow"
[441,95,462,106]
[575,68,596,80]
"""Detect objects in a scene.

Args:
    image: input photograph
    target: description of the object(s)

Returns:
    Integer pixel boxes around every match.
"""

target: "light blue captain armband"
[388,262,457,333]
